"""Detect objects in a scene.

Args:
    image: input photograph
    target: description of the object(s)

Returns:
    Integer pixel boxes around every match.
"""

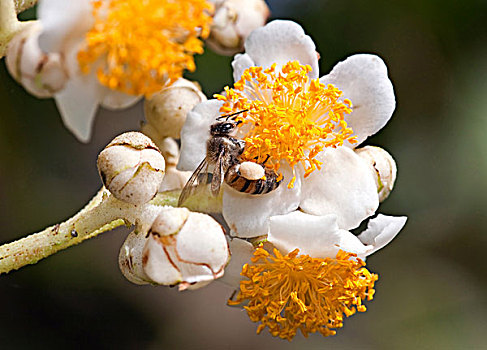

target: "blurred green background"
[0,0,486,348]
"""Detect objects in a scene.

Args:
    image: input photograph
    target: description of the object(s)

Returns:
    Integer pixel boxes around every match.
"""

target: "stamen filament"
[216,61,356,187]
[229,248,378,340]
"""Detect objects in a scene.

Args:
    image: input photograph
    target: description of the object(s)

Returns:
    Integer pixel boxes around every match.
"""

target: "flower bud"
[143,78,207,140]
[119,207,230,290]
[118,230,151,285]
[97,132,165,205]
[355,146,397,202]
[159,166,192,192]
[155,138,192,192]
[5,22,68,98]
[158,137,180,166]
[207,0,270,56]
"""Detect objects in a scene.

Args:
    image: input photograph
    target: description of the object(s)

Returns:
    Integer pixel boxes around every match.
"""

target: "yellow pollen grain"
[77,0,214,96]
[228,247,378,341]
[215,61,356,187]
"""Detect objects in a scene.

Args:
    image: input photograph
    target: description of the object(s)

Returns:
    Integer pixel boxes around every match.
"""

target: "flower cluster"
[178,20,407,339]
[1,2,407,342]
[4,0,269,142]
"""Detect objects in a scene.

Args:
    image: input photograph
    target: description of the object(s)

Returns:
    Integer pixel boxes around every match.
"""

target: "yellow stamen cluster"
[228,247,378,341]
[77,0,214,96]
[216,61,356,187]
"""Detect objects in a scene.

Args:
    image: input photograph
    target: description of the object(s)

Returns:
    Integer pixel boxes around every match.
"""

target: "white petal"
[358,214,407,256]
[320,54,396,146]
[231,53,255,82]
[38,0,93,53]
[218,237,255,288]
[100,88,142,110]
[222,164,301,238]
[244,20,319,79]
[54,73,104,142]
[268,211,371,259]
[300,147,379,230]
[177,99,223,171]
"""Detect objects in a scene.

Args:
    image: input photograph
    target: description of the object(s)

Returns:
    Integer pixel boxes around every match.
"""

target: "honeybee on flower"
[177,20,407,339]
[179,20,400,238]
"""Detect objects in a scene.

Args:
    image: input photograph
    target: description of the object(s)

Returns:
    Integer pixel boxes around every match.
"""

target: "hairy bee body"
[178,113,282,206]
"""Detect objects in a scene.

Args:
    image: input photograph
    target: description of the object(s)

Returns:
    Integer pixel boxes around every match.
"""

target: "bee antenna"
[217,109,249,121]
[262,154,271,165]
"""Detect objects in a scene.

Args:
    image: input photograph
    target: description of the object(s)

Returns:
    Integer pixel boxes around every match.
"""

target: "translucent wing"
[211,150,225,196]
[178,158,211,206]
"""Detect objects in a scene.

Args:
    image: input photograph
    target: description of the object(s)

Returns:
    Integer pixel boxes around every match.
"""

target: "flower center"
[216,61,356,187]
[77,0,213,96]
[228,247,378,341]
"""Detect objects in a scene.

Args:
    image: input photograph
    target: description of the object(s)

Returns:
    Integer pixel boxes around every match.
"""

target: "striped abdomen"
[224,163,281,195]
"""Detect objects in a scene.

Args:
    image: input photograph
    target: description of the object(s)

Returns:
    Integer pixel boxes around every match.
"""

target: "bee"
[178,111,282,206]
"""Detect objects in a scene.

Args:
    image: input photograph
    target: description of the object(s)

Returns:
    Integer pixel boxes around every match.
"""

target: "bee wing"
[211,151,225,196]
[178,158,211,206]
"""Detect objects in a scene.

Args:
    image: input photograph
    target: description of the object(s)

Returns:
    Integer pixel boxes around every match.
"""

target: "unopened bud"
[118,230,151,285]
[141,207,229,290]
[355,146,397,202]
[97,132,165,205]
[153,137,192,191]
[143,78,207,140]
[158,137,180,166]
[5,22,68,98]
[159,166,192,192]
[207,0,270,56]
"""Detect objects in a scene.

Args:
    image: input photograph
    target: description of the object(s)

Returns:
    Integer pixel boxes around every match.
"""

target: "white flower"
[38,0,141,142]
[222,212,406,340]
[10,0,213,142]
[178,20,397,238]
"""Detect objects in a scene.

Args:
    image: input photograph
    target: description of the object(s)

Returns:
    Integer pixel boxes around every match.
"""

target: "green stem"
[0,187,222,275]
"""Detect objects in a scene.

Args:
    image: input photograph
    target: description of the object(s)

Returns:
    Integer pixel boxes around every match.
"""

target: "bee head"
[210,121,237,136]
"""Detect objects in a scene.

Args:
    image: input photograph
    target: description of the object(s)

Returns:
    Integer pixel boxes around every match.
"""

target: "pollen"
[215,61,356,187]
[228,247,378,341]
[77,0,214,96]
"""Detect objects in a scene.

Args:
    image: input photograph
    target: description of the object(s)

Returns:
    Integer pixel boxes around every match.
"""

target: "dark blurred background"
[0,0,486,348]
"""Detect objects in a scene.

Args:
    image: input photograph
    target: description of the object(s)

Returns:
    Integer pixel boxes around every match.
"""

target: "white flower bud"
[5,22,68,98]
[158,137,180,166]
[141,207,229,290]
[97,132,165,205]
[118,230,151,285]
[143,78,207,140]
[159,166,192,192]
[154,138,192,192]
[207,0,270,56]
[355,146,397,202]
